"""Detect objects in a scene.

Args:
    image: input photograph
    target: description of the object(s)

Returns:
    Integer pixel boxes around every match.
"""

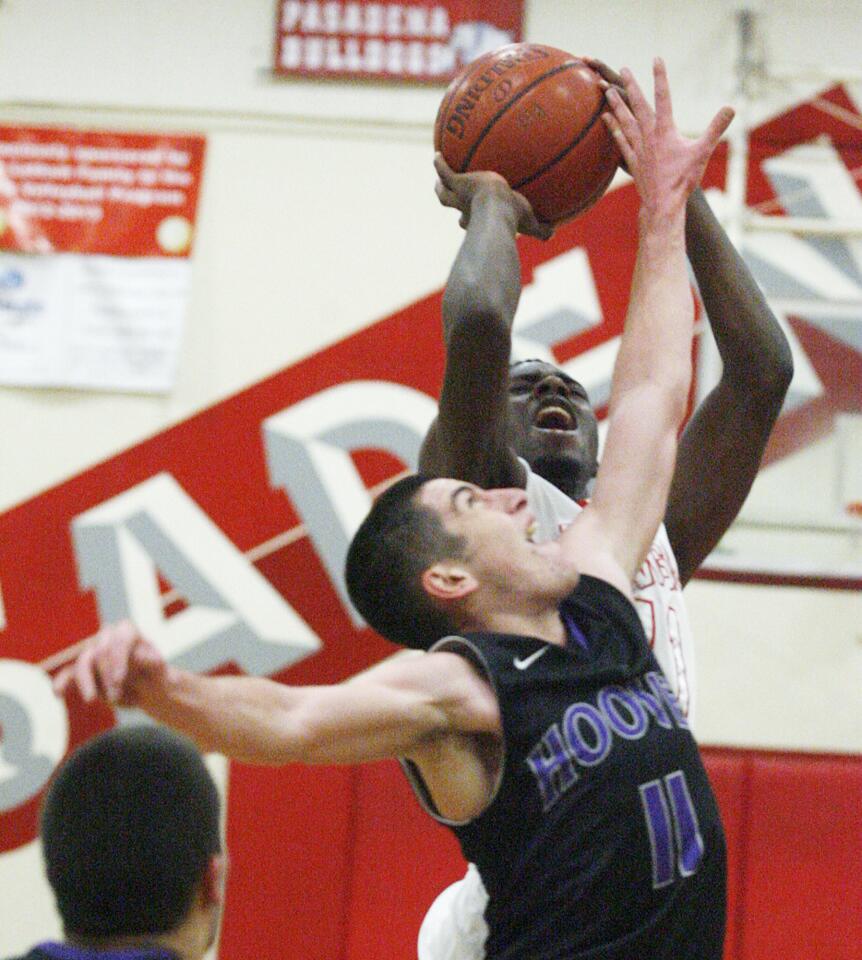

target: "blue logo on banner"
[0,270,24,291]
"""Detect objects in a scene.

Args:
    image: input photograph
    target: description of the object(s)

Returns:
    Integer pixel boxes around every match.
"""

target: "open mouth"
[534,405,575,432]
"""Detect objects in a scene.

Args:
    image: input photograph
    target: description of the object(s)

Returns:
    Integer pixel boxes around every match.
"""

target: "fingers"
[52,663,74,697]
[133,640,164,669]
[583,57,622,88]
[434,152,473,214]
[701,105,735,151]
[435,178,460,209]
[651,57,674,132]
[433,152,455,185]
[67,639,99,702]
[604,84,643,167]
[88,627,125,702]
[588,57,632,115]
[598,58,732,208]
[534,221,555,241]
[100,620,137,701]
[688,105,734,184]
[618,67,654,135]
[521,218,554,241]
[53,620,148,705]
[602,108,638,177]
[510,189,554,240]
[434,153,461,210]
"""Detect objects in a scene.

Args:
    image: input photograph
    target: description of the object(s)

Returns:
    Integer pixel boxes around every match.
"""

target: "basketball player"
[416,59,792,959]
[57,61,732,959]
[423,56,792,716]
[5,726,224,960]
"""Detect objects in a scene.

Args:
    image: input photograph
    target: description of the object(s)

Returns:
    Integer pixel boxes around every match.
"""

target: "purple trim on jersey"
[561,608,588,650]
[35,943,178,960]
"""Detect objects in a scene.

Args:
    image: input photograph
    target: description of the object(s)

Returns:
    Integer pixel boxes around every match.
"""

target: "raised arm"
[563,61,734,589]
[418,156,551,488]
[53,622,499,766]
[585,59,793,585]
[665,189,793,583]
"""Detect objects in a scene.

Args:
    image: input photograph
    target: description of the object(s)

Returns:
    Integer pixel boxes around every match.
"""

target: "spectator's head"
[41,725,224,957]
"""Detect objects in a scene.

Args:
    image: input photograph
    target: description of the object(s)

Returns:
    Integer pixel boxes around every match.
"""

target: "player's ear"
[203,854,228,906]
[421,562,478,601]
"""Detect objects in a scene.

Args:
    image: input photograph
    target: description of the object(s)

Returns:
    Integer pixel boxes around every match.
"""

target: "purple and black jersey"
[3,947,179,960]
[403,575,726,960]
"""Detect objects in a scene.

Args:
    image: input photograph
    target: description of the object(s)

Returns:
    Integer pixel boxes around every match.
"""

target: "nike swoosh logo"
[513,646,549,670]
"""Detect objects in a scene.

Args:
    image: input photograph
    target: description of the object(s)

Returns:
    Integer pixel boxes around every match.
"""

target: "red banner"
[0,127,206,257]
[273,0,524,83]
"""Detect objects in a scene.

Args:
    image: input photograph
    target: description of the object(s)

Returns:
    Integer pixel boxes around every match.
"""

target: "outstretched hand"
[53,620,168,707]
[601,59,733,217]
[434,153,554,240]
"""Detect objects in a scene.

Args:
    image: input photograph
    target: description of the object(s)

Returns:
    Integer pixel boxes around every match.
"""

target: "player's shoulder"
[2,950,65,960]
[350,647,474,688]
[356,645,496,717]
[565,574,647,645]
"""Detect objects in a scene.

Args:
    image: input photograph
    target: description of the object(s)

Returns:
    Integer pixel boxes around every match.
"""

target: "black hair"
[345,474,467,650]
[41,724,221,939]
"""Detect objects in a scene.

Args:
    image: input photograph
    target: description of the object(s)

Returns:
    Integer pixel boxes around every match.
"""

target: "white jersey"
[524,461,696,721]
[417,461,697,960]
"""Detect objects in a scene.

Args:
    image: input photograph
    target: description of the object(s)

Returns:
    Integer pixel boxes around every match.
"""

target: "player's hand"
[587,58,708,207]
[53,620,169,706]
[434,153,554,240]
[584,57,628,105]
[601,59,733,217]
[584,57,630,173]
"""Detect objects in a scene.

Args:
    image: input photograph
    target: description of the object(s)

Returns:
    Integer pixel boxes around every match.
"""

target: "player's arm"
[419,155,552,489]
[561,62,734,590]
[664,189,793,584]
[585,59,793,585]
[53,622,500,765]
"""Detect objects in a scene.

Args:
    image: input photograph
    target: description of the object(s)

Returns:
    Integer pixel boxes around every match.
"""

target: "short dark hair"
[345,474,466,650]
[41,724,221,939]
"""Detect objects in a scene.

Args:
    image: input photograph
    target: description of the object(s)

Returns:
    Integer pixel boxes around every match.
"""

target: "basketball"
[434,43,621,224]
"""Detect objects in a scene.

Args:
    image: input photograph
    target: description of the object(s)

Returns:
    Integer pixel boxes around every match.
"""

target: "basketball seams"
[434,43,619,223]
[434,49,500,153]
[524,124,619,222]
[511,97,609,192]
[459,61,584,173]
[541,154,617,222]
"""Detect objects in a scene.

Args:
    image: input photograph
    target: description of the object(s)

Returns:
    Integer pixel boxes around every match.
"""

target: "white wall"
[1,0,860,511]
[1,0,861,951]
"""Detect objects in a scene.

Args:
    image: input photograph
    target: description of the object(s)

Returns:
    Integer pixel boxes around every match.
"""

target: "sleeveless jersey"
[406,576,726,960]
[523,460,696,724]
[416,464,703,960]
[3,947,180,960]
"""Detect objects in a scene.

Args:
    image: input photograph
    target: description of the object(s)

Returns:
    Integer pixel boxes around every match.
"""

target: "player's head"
[346,474,467,649]
[346,474,542,649]
[507,359,599,496]
[41,725,224,951]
